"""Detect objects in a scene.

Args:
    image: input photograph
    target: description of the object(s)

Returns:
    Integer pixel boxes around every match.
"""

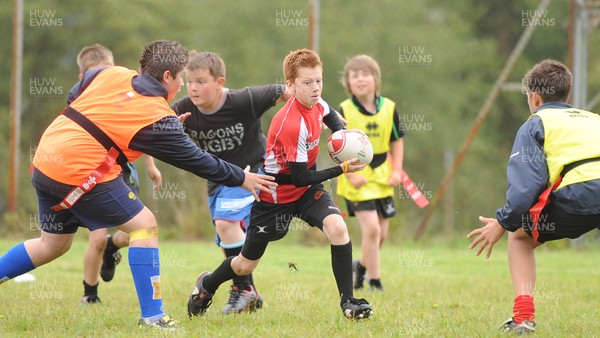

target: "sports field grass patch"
[1,236,600,337]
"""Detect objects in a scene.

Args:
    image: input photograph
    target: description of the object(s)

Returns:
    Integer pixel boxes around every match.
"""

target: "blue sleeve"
[66,83,79,105]
[129,115,245,187]
[66,67,108,105]
[496,116,548,231]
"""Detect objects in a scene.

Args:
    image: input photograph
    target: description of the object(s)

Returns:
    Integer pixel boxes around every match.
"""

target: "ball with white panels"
[327,129,373,165]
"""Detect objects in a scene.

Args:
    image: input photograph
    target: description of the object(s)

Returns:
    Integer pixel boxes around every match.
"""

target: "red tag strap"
[400,170,429,208]
[51,148,120,211]
[528,177,562,243]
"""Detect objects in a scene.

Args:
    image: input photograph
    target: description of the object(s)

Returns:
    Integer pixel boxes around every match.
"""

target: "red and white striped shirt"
[261,97,332,203]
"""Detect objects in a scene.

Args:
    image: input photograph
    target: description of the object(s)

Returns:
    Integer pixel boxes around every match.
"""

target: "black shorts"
[345,197,396,218]
[522,204,600,243]
[241,184,341,260]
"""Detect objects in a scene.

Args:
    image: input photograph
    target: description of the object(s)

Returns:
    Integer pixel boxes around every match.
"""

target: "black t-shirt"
[172,84,284,192]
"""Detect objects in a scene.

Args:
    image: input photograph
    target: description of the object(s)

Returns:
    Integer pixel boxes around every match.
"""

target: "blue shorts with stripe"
[208,184,255,247]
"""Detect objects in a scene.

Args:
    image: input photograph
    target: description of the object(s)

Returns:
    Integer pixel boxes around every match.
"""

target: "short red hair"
[283,49,322,83]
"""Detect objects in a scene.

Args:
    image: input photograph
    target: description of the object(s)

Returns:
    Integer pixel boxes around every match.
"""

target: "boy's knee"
[51,240,73,257]
[363,224,381,240]
[92,238,108,253]
[327,221,349,241]
[380,228,388,242]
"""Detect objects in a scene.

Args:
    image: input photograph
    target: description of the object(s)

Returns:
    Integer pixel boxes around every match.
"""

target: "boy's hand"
[341,158,367,174]
[178,112,191,123]
[467,216,506,258]
[241,165,277,202]
[387,170,402,186]
[346,172,367,189]
[322,110,347,129]
[336,111,348,125]
[144,156,162,190]
[146,163,162,190]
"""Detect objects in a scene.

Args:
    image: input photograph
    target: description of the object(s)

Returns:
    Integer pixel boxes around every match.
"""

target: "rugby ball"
[327,129,373,165]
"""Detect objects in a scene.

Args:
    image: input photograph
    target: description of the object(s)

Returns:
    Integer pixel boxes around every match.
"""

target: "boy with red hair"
[187,49,374,320]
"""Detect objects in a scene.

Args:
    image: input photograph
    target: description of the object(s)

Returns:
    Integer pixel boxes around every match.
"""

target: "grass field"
[1,234,600,337]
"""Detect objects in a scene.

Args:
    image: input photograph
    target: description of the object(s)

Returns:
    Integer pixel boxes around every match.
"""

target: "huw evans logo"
[275,9,309,27]
[29,9,63,28]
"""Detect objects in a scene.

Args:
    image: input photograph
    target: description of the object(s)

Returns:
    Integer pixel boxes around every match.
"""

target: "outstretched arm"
[130,116,274,193]
[144,155,162,189]
[288,158,366,187]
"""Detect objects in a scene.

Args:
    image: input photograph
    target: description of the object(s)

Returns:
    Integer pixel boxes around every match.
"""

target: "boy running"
[186,48,374,320]
[171,51,290,314]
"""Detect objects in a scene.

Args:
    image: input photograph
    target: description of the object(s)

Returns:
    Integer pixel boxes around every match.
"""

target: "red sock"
[512,295,535,323]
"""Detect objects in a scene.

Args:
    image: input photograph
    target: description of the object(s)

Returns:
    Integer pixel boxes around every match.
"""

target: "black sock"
[357,260,366,275]
[224,247,252,288]
[331,241,353,305]
[105,235,119,254]
[203,256,238,294]
[369,279,382,288]
[83,280,98,297]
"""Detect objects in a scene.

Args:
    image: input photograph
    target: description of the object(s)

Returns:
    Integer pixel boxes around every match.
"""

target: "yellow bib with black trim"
[536,107,600,189]
[336,97,395,201]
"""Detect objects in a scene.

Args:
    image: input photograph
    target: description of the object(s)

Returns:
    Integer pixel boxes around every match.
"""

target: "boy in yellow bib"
[337,55,405,291]
[468,59,600,334]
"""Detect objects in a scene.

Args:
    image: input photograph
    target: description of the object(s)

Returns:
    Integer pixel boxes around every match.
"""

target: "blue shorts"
[208,184,255,247]
[32,168,144,234]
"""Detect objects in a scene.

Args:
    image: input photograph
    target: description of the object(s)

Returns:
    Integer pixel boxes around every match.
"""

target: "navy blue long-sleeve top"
[497,102,600,231]
[66,68,245,187]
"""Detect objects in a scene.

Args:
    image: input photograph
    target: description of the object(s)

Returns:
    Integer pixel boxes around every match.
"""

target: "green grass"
[1,234,600,337]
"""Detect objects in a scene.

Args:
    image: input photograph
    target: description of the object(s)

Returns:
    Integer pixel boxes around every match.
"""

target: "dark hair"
[139,40,189,83]
[524,59,572,103]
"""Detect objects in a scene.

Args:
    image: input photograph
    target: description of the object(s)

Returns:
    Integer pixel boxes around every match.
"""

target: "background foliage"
[2,0,599,243]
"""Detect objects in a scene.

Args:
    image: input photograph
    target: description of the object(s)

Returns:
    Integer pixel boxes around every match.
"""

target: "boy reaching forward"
[0,40,275,330]
[468,59,600,334]
[72,43,162,305]
[186,48,374,320]
[100,52,290,314]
